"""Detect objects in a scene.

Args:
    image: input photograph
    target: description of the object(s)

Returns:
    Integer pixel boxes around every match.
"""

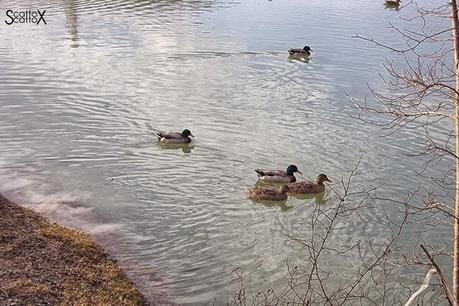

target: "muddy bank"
[0,194,146,305]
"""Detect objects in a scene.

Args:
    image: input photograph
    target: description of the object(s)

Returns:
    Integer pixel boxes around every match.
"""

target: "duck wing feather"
[255,169,288,177]
[156,132,183,139]
[289,48,304,54]
[250,187,279,196]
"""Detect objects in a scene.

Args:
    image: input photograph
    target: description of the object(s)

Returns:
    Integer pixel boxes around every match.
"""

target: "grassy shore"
[0,194,146,305]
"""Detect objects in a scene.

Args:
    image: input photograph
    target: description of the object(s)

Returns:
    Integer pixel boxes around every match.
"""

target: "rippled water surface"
[0,0,452,304]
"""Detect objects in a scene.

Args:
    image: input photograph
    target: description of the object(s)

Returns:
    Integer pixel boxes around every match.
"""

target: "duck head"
[279,185,290,194]
[316,174,331,184]
[286,165,303,176]
[181,129,195,138]
[303,46,312,52]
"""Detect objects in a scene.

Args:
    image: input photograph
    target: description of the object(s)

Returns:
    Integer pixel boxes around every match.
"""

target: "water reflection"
[64,0,80,48]
[288,54,310,64]
[158,142,195,153]
[251,192,327,211]
[252,199,293,212]
[290,191,328,205]
[61,0,230,15]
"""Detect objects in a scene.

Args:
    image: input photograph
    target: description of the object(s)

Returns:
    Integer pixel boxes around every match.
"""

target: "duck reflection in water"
[288,54,310,64]
[159,142,195,153]
[289,191,328,205]
[254,199,294,212]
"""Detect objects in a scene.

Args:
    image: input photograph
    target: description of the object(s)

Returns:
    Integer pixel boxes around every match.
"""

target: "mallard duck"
[255,165,302,183]
[156,129,194,143]
[287,174,331,195]
[384,0,400,8]
[249,185,289,201]
[288,46,312,56]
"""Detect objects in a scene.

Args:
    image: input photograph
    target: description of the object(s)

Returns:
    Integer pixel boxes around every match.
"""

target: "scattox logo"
[4,10,47,25]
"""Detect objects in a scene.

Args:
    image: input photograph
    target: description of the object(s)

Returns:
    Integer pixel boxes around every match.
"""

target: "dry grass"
[0,194,146,305]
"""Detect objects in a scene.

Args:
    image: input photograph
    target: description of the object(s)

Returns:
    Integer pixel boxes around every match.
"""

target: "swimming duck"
[249,185,290,201]
[384,0,400,8]
[255,165,302,183]
[156,129,194,144]
[288,46,312,56]
[287,174,331,195]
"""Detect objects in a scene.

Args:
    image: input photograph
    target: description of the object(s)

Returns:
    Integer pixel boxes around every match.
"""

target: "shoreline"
[0,194,146,305]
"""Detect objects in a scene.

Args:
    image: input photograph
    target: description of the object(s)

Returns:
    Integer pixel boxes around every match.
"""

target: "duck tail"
[288,49,294,55]
[255,169,265,177]
[155,132,163,140]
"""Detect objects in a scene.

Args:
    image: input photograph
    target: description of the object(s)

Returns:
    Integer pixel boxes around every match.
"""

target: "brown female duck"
[249,185,290,201]
[287,174,331,195]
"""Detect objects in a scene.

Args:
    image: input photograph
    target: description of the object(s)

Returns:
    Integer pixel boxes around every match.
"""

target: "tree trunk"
[452,0,459,304]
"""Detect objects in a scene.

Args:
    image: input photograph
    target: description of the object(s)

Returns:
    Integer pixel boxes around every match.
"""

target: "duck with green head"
[255,165,302,183]
[156,129,195,144]
[249,185,290,201]
[288,174,331,195]
[288,46,312,56]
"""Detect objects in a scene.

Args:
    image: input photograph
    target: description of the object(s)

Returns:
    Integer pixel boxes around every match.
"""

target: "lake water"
[0,0,453,304]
